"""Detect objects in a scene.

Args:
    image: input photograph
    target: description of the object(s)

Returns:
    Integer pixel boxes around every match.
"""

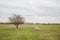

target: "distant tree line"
[0,22,60,25]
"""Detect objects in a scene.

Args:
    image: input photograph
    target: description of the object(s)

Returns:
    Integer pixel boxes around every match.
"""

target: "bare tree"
[9,14,24,29]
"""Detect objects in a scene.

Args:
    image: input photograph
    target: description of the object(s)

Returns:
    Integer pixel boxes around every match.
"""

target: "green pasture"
[0,24,60,40]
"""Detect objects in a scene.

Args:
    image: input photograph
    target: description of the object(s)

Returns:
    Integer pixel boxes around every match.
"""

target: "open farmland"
[0,24,60,40]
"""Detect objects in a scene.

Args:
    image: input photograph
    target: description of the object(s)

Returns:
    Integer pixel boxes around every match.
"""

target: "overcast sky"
[0,0,60,23]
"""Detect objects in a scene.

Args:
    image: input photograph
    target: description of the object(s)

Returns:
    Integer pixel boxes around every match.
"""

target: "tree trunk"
[15,24,18,29]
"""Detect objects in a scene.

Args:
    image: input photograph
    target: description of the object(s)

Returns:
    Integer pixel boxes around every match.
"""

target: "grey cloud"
[0,0,60,23]
[0,0,60,17]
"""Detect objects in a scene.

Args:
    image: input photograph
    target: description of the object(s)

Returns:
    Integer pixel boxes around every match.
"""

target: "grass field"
[0,24,60,40]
